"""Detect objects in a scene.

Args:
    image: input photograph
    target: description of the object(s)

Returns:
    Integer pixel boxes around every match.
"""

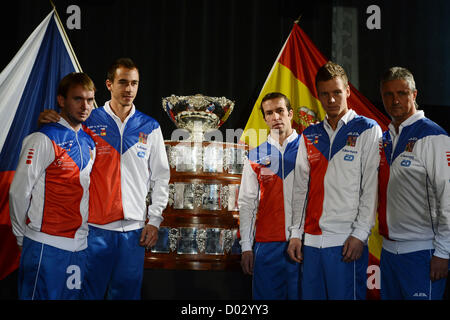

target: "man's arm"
[287,136,309,263]
[343,125,382,262]
[351,125,382,242]
[141,126,170,248]
[238,157,259,275]
[424,134,450,280]
[9,133,54,246]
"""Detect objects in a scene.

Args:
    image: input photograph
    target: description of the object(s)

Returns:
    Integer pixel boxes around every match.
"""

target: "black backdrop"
[1,0,450,301]
[3,0,323,139]
[2,0,449,136]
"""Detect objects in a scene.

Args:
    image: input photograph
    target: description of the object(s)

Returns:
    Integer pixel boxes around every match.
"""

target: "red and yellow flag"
[240,23,390,299]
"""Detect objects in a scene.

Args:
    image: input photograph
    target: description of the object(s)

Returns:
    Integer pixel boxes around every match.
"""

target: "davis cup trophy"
[144,94,247,270]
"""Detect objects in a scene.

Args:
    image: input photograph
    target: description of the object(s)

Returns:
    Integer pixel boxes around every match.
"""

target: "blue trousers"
[380,248,446,300]
[81,226,145,300]
[252,242,302,300]
[18,237,87,300]
[302,245,368,300]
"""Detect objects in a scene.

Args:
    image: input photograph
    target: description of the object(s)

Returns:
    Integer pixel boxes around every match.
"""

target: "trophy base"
[144,254,241,271]
[144,140,247,271]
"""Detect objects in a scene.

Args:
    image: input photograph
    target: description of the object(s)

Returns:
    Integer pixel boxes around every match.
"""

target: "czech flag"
[240,22,391,299]
[0,9,81,280]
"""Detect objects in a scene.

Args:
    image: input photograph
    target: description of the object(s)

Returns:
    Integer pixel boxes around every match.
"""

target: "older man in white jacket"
[378,67,450,300]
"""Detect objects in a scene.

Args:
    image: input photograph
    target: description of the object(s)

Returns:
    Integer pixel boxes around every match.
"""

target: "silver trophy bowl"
[162,94,234,142]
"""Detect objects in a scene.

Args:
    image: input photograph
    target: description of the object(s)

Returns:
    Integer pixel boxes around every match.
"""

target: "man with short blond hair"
[288,61,382,300]
[10,72,96,299]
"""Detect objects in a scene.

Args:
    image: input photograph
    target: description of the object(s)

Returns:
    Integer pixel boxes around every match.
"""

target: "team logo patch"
[346,134,358,147]
[404,138,417,152]
[100,127,107,136]
[314,135,319,144]
[446,151,450,167]
[26,148,35,164]
[139,132,148,144]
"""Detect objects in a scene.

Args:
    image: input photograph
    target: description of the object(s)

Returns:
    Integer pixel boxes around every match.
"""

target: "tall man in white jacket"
[287,62,382,299]
[378,67,450,300]
[239,92,301,300]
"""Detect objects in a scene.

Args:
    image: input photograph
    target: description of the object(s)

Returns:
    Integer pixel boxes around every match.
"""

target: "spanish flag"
[240,22,390,299]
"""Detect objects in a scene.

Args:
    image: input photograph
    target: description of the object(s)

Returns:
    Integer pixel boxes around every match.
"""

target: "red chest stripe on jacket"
[250,161,286,242]
[304,136,328,235]
[41,143,83,238]
[377,146,390,239]
[83,125,124,224]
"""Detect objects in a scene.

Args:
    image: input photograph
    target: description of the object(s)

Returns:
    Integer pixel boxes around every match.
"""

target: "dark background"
[1,0,450,300]
[1,0,449,136]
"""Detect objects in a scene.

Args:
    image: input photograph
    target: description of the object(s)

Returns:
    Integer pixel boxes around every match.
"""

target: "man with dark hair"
[239,92,301,300]
[378,66,450,300]
[38,58,170,300]
[10,72,96,299]
[106,57,137,82]
[259,92,292,117]
[287,61,382,299]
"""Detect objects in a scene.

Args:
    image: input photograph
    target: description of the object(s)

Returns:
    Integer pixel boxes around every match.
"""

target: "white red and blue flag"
[0,9,80,280]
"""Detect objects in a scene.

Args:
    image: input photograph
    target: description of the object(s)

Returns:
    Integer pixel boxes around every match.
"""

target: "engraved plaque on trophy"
[177,227,198,254]
[225,147,246,174]
[174,143,202,172]
[203,144,223,173]
[202,184,221,210]
[173,182,195,209]
[205,228,224,255]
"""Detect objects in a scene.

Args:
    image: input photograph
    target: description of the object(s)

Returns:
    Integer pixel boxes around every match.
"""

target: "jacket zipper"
[75,131,83,169]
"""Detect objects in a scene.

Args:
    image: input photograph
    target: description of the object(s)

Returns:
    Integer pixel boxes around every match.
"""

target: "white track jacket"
[10,118,95,252]
[378,111,450,258]
[239,132,300,252]
[289,109,382,248]
[84,102,170,232]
